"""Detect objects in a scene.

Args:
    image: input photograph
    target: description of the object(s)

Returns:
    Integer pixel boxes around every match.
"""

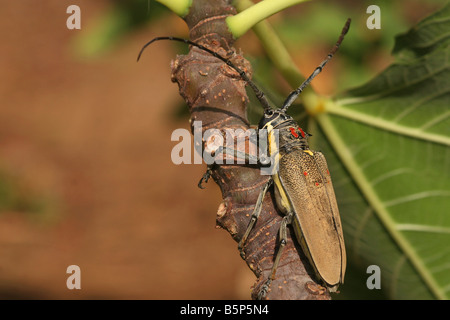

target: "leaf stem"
[156,0,192,17]
[228,0,311,39]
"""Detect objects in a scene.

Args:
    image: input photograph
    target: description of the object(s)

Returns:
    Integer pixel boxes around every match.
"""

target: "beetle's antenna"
[138,36,273,111]
[281,18,351,112]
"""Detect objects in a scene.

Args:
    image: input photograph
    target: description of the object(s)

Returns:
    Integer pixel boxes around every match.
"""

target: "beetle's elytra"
[139,18,351,299]
[278,141,346,290]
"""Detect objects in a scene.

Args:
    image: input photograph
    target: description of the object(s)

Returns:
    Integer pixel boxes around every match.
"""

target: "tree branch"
[168,0,330,300]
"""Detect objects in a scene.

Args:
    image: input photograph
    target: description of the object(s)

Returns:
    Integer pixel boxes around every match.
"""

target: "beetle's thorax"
[259,110,310,155]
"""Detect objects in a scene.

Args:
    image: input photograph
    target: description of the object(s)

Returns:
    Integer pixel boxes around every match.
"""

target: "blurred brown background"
[0,0,443,300]
[0,0,254,299]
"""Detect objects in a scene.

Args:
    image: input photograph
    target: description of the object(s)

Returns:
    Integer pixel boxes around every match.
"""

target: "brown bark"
[170,0,330,300]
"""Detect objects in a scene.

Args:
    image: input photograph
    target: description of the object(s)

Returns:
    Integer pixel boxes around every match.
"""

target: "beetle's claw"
[198,167,212,189]
[257,279,272,300]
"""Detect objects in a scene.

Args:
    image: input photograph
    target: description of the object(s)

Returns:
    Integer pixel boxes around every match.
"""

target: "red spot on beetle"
[289,127,299,138]
[298,127,306,138]
[303,171,308,176]
[327,169,330,175]
[315,182,319,186]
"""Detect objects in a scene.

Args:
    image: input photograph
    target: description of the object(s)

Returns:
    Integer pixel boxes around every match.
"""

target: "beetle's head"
[258,109,293,130]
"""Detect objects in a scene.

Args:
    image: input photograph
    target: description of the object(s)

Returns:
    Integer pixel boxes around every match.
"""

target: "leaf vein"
[396,224,450,234]
[393,88,450,122]
[420,110,450,130]
[385,190,450,207]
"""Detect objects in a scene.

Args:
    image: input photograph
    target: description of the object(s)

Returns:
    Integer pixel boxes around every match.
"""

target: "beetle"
[138,18,350,299]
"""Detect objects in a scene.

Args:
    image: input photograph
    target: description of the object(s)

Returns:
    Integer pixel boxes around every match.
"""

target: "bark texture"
[170,0,330,300]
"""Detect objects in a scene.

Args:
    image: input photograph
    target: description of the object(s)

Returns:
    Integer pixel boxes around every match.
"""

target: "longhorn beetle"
[138,18,350,299]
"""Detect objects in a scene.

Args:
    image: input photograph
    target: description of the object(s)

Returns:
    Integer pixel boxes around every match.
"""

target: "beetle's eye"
[265,109,274,117]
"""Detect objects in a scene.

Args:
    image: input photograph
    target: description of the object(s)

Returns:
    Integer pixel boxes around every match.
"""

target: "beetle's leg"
[199,144,263,189]
[238,178,273,259]
[213,145,262,164]
[257,212,292,300]
[198,165,213,189]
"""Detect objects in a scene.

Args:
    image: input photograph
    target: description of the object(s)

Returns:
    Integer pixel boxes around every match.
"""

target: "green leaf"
[314,3,450,299]
[393,3,450,60]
